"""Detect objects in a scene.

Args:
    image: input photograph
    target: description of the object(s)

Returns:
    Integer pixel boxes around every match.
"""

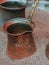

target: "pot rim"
[3,18,32,36]
[7,31,32,36]
[0,1,28,10]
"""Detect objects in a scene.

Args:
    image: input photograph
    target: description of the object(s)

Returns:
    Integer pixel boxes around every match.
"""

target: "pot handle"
[30,21,35,29]
[3,22,12,32]
[27,20,35,29]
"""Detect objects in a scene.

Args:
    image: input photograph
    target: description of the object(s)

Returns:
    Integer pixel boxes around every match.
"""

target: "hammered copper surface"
[7,32,36,59]
[4,22,36,59]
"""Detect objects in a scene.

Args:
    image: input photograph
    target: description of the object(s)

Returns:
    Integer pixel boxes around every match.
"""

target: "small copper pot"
[0,0,28,23]
[3,18,36,60]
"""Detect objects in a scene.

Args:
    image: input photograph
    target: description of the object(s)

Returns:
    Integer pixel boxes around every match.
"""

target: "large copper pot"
[3,18,36,60]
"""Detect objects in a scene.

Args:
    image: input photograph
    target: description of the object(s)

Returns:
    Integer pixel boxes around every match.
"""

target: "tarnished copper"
[0,0,28,22]
[3,18,36,60]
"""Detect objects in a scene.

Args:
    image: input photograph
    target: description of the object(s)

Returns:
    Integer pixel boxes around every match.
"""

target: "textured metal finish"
[7,32,36,59]
[3,18,36,60]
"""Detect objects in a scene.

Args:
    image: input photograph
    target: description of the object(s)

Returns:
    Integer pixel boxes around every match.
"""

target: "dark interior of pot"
[7,23,32,34]
[0,1,27,9]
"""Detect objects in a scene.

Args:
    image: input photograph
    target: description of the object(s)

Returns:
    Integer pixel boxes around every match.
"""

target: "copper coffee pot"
[0,0,28,23]
[3,0,39,60]
[3,18,36,59]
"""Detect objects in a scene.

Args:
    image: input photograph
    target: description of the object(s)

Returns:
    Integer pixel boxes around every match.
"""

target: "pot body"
[3,18,36,60]
[0,8,25,22]
[7,31,36,59]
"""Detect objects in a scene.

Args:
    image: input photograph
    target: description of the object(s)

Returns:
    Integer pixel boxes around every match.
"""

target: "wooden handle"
[28,0,39,20]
